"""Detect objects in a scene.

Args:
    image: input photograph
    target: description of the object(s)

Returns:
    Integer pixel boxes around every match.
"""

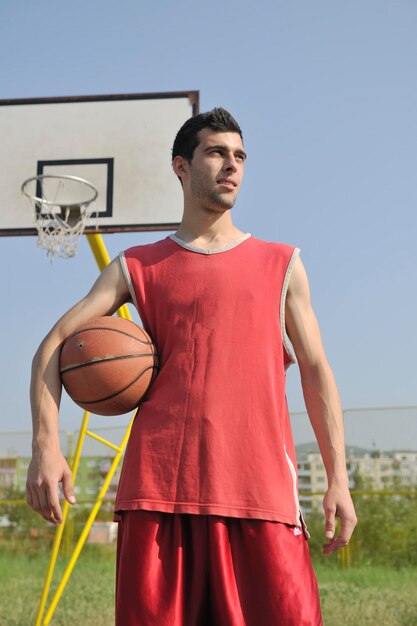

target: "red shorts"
[116,511,322,626]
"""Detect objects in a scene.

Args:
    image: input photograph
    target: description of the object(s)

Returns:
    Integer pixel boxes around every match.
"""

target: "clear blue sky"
[0,1,416,449]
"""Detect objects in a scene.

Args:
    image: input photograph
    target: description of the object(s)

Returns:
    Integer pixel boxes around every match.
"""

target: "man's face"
[185,129,246,212]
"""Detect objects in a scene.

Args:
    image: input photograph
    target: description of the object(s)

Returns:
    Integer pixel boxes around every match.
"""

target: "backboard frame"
[0,90,199,236]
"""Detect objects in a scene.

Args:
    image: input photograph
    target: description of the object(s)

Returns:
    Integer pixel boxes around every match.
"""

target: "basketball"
[59,316,159,416]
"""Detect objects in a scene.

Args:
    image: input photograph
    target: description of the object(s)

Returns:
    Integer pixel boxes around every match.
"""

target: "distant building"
[70,456,121,502]
[0,457,30,492]
[297,447,355,512]
[0,455,121,503]
[295,444,417,513]
[391,451,417,487]
[355,452,395,490]
[86,521,118,544]
[1,447,417,517]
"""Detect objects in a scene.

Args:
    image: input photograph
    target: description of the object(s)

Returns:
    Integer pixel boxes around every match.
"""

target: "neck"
[175,205,244,243]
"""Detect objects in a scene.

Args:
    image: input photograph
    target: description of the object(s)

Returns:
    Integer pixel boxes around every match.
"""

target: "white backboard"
[0,91,199,236]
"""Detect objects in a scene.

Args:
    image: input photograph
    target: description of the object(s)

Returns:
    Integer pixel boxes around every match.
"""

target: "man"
[27,107,357,625]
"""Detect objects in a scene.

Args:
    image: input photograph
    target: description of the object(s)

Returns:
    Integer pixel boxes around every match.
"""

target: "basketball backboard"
[0,91,199,236]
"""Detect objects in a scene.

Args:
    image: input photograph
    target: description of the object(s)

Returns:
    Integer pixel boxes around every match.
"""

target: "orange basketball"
[59,316,159,416]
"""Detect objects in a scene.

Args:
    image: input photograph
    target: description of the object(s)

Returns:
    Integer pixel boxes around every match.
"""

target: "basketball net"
[21,174,99,260]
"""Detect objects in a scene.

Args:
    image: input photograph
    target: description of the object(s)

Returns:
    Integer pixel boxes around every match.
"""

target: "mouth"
[217,178,237,189]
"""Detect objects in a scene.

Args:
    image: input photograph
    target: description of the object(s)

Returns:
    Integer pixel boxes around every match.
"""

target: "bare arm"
[26,257,130,524]
[285,255,357,554]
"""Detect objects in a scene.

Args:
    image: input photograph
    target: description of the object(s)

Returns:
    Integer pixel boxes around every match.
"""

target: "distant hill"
[295,442,372,457]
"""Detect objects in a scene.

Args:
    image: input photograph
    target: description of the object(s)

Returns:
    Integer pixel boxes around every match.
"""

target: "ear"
[172,155,189,183]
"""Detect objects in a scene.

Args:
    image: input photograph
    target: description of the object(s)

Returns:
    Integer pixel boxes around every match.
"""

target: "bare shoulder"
[88,256,128,296]
[286,254,311,306]
[82,255,131,312]
[285,255,326,366]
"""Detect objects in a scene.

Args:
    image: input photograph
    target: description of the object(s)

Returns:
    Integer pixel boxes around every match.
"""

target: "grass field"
[0,547,416,625]
[315,563,417,626]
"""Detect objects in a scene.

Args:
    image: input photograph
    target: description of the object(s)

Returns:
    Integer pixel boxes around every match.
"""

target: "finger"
[31,487,51,522]
[338,513,357,545]
[338,515,358,546]
[38,484,55,522]
[323,536,348,555]
[46,483,63,525]
[62,470,76,505]
[322,517,357,555]
[27,485,42,514]
[324,505,336,539]
[26,484,33,508]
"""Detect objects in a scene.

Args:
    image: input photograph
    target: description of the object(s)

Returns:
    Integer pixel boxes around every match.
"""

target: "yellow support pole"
[338,541,352,568]
[86,429,122,452]
[34,233,135,625]
[62,432,74,558]
[34,412,90,626]
[42,417,134,626]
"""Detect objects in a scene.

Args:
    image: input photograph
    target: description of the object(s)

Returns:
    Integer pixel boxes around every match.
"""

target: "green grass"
[0,545,116,626]
[315,563,417,626]
[0,547,416,625]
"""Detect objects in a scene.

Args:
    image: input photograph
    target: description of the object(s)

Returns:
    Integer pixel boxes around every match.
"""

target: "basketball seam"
[60,352,159,374]
[64,325,154,346]
[71,365,158,405]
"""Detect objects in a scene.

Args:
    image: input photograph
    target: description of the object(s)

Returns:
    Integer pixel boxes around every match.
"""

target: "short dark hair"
[172,107,243,163]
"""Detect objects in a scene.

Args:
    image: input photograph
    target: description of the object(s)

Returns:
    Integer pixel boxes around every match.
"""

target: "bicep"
[285,256,326,369]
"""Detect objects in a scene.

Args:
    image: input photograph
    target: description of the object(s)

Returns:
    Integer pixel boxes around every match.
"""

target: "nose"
[224,153,238,172]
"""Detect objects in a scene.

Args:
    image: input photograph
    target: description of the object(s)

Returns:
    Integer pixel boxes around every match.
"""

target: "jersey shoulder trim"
[280,247,301,367]
[118,251,138,310]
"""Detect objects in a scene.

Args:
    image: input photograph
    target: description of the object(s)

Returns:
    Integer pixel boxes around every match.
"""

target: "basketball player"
[27,108,357,625]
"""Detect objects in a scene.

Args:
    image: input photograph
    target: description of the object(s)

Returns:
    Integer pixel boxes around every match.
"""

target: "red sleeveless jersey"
[114,233,302,525]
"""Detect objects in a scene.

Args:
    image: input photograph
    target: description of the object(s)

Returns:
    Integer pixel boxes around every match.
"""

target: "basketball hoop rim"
[21,174,98,208]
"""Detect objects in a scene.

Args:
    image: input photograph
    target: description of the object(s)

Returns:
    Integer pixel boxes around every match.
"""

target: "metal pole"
[34,413,90,626]
[34,233,134,625]
[42,418,134,625]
